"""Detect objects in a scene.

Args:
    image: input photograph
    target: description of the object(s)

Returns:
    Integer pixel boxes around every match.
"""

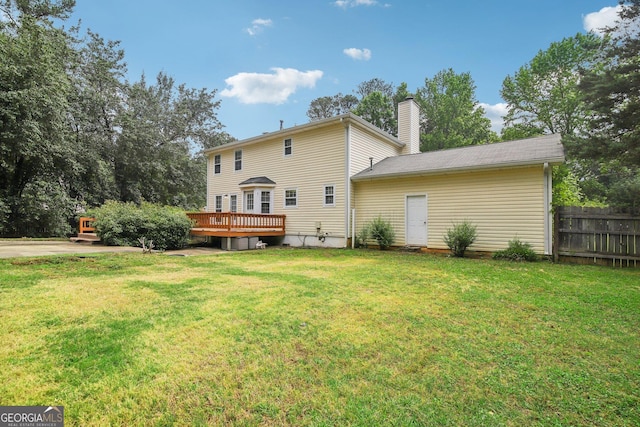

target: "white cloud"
[334,0,378,8]
[479,102,508,134]
[246,18,273,36]
[583,6,620,35]
[221,68,324,104]
[343,47,372,61]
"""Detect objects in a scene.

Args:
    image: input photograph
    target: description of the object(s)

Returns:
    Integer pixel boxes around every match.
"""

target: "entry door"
[406,195,427,246]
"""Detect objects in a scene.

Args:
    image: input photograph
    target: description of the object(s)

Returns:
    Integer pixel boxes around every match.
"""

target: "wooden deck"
[186,212,286,237]
[72,213,285,242]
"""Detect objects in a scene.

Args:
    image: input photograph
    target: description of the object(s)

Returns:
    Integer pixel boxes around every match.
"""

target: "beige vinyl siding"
[349,124,403,177]
[207,126,347,237]
[353,166,547,253]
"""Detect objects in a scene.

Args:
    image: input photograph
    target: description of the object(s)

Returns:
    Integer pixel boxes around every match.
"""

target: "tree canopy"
[416,69,496,151]
[0,0,228,236]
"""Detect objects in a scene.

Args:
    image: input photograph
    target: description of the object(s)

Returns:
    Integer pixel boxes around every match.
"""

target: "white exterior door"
[406,195,427,246]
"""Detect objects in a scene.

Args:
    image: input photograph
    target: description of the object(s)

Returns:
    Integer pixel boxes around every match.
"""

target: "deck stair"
[71,217,100,243]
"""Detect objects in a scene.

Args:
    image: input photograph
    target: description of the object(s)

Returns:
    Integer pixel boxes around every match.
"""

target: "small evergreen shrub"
[492,238,539,262]
[355,223,371,248]
[91,201,192,250]
[360,216,395,250]
[444,220,477,257]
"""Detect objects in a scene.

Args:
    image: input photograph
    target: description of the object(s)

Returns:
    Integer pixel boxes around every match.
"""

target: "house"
[200,98,565,254]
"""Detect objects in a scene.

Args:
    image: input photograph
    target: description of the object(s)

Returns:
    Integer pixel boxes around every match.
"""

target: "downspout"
[543,162,552,255]
[344,120,351,248]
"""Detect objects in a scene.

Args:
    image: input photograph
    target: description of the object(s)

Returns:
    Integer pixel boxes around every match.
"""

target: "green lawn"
[0,249,638,426]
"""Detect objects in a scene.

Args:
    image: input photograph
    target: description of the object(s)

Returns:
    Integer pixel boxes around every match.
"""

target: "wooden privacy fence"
[554,207,640,267]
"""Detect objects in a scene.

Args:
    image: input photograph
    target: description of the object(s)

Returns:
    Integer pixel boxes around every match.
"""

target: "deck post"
[226,237,232,251]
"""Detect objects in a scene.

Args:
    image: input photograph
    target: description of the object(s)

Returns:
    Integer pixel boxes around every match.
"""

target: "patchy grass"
[0,249,638,426]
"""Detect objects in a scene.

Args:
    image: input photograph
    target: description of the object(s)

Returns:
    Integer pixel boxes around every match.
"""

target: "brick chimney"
[398,97,420,155]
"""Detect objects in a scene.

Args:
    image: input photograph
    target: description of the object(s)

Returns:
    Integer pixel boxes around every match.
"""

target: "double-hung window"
[285,189,297,208]
[230,194,238,212]
[324,185,335,207]
[215,195,223,212]
[261,191,271,214]
[284,138,292,156]
[214,154,221,174]
[234,150,242,171]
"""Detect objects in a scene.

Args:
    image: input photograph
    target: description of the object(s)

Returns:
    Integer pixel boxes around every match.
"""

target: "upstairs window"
[285,189,297,207]
[214,154,221,174]
[234,150,242,171]
[324,185,335,207]
[284,138,292,156]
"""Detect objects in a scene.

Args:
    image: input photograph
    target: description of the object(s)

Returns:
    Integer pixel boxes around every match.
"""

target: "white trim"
[229,193,238,213]
[284,188,298,208]
[243,190,254,213]
[213,154,221,175]
[344,122,351,247]
[284,138,293,157]
[214,194,223,213]
[234,149,243,172]
[324,184,336,207]
[544,162,552,255]
[405,194,428,246]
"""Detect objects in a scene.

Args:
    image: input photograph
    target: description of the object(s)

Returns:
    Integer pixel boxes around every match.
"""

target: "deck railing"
[187,212,286,233]
[79,217,96,234]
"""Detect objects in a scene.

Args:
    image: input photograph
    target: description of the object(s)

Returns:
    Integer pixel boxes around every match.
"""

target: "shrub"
[493,238,539,262]
[443,220,477,257]
[365,216,395,250]
[91,201,191,250]
[355,223,371,248]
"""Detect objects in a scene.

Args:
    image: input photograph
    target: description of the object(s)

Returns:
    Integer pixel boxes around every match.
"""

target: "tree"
[114,72,222,209]
[579,0,640,171]
[355,77,394,99]
[67,30,127,206]
[0,12,76,235]
[501,33,603,137]
[0,0,75,22]
[416,68,496,151]
[352,91,396,135]
[306,93,358,121]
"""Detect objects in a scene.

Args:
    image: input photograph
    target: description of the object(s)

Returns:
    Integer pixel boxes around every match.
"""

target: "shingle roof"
[239,176,276,186]
[351,134,565,181]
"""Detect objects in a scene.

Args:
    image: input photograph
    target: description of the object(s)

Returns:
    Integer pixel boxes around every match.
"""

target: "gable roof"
[203,113,404,154]
[351,134,565,181]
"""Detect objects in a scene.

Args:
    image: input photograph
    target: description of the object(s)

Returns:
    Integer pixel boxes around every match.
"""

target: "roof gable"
[352,134,565,181]
[203,113,404,155]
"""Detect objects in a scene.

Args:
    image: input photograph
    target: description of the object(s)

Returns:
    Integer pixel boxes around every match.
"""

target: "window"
[284,138,292,156]
[214,154,221,174]
[244,191,254,212]
[215,195,223,212]
[261,191,271,214]
[230,194,237,212]
[324,185,335,206]
[234,150,242,171]
[285,189,297,207]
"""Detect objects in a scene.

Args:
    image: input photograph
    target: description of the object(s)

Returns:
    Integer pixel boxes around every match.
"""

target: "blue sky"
[68,0,620,140]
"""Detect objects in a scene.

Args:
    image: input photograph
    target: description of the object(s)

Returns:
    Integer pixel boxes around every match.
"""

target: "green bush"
[91,201,191,250]
[360,216,395,250]
[493,238,539,262]
[443,220,477,257]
